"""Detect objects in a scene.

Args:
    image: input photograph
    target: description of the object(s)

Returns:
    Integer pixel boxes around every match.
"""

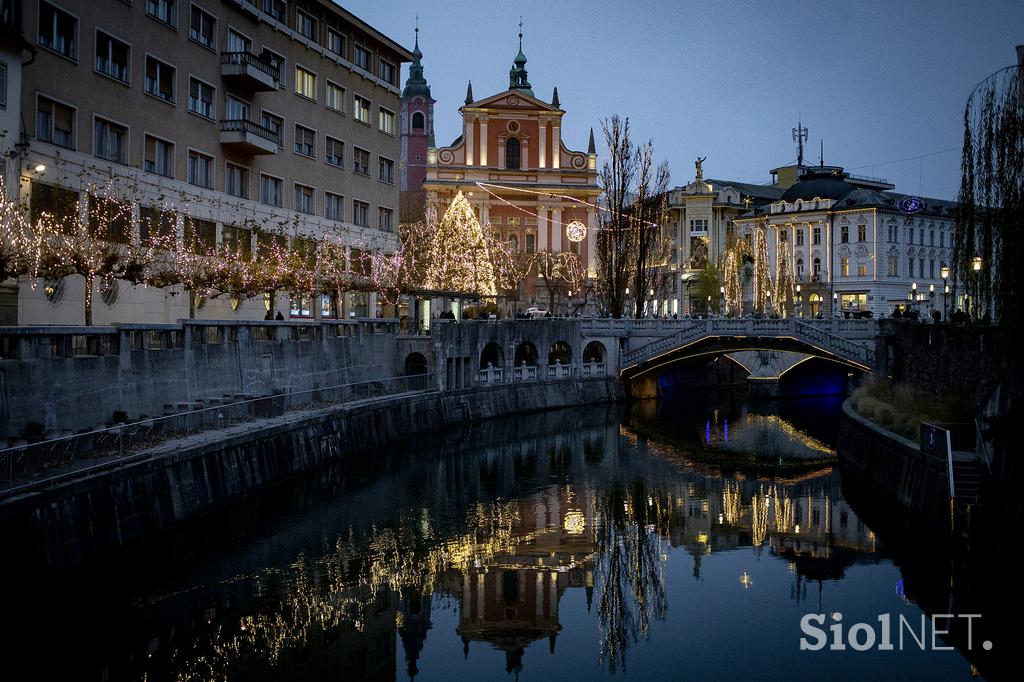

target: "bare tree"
[595,116,671,318]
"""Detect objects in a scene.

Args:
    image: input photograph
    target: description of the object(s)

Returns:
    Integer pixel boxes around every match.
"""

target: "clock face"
[897,196,924,214]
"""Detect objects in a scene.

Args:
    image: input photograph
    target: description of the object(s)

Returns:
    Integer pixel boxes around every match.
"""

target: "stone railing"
[581,316,878,339]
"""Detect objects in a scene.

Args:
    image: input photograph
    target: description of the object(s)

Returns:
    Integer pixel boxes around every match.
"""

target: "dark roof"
[781,169,855,202]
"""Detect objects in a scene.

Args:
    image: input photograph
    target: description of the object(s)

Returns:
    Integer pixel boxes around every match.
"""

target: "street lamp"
[832,291,838,319]
[719,285,725,315]
[940,265,949,320]
[796,284,802,318]
[971,256,983,319]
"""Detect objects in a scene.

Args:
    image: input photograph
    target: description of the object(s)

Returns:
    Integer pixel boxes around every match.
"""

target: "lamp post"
[940,264,949,320]
[719,285,725,316]
[929,283,935,318]
[832,292,838,319]
[971,255,983,319]
[707,295,712,315]
[796,283,802,318]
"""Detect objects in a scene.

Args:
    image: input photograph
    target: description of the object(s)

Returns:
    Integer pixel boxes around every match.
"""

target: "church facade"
[404,33,600,312]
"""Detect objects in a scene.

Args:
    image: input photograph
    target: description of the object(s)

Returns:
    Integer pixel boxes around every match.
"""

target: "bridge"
[418,317,881,394]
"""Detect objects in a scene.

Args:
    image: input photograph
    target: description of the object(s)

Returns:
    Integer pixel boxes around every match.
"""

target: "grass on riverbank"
[850,378,974,440]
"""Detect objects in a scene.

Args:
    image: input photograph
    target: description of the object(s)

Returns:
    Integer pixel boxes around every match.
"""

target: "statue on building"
[695,156,706,181]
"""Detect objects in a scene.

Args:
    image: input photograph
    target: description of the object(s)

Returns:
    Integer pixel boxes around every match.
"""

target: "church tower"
[400,24,435,220]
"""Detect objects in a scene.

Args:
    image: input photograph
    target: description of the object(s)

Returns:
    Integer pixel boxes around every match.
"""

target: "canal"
[8,391,1006,680]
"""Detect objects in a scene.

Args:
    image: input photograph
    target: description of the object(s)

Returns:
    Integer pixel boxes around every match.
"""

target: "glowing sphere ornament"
[566,220,587,243]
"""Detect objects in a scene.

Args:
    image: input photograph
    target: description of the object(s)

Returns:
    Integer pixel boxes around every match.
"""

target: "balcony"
[219,119,278,155]
[220,51,279,91]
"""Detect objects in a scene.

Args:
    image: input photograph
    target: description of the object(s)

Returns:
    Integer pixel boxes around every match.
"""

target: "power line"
[847,147,961,171]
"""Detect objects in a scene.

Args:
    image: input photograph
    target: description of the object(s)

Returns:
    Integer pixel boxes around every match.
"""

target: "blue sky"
[348,0,1024,200]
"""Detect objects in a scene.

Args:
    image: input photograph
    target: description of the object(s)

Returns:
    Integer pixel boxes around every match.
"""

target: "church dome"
[781,168,854,202]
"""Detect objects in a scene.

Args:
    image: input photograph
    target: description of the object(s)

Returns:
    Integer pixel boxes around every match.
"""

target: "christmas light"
[425,190,496,296]
[566,220,587,242]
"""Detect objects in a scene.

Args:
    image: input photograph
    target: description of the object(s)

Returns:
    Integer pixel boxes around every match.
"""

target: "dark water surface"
[8,393,1007,680]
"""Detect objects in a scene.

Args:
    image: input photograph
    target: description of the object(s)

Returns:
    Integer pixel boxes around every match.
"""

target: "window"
[840,257,849,277]
[225,162,248,198]
[887,253,898,277]
[908,257,914,278]
[378,108,395,134]
[412,111,424,131]
[353,200,369,226]
[39,2,77,59]
[858,224,867,242]
[840,225,849,243]
[293,184,314,214]
[327,28,344,55]
[812,257,821,278]
[796,258,804,278]
[139,207,177,246]
[907,227,914,244]
[378,157,394,183]
[506,137,520,169]
[324,192,344,220]
[353,95,370,124]
[88,196,131,243]
[796,228,804,246]
[95,30,130,83]
[918,228,924,245]
[326,81,345,112]
[144,135,174,177]
[919,258,925,280]
[378,207,393,232]
[189,5,216,49]
[325,137,344,167]
[857,264,867,277]
[525,233,535,254]
[221,224,252,259]
[184,217,216,253]
[260,174,282,206]
[941,231,945,247]
[145,56,176,103]
[36,96,75,148]
[261,110,283,147]
[295,9,316,41]
[780,229,788,242]
[225,95,248,121]
[289,294,312,318]
[188,77,214,118]
[187,150,213,188]
[295,66,316,99]
[262,0,285,22]
[261,48,284,86]
[94,117,127,163]
[353,147,369,175]
[227,28,250,53]
[689,218,708,233]
[353,44,370,70]
[146,0,176,27]
[930,229,935,246]
[294,124,315,157]
[812,226,821,245]
[379,59,395,85]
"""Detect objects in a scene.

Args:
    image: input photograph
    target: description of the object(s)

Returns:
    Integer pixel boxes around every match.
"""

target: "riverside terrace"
[0,316,880,443]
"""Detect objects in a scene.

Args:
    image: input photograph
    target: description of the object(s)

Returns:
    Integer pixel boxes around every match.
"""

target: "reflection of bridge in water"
[78,408,883,679]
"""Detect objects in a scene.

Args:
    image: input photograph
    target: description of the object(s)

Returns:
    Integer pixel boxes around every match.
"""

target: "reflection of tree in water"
[595,480,672,673]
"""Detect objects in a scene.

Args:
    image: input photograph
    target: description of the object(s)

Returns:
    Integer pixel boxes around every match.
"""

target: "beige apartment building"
[3,0,411,324]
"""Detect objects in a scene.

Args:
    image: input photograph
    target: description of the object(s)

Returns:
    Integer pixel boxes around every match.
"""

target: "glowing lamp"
[565,220,587,243]
[972,256,982,272]
[34,164,47,173]
[940,265,949,280]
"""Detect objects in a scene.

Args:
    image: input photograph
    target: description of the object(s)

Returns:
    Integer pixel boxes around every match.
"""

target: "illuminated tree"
[425,190,496,296]
[535,250,585,313]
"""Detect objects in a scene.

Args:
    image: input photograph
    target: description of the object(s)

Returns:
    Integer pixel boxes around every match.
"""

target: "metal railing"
[220,118,280,145]
[220,51,280,81]
[0,373,434,495]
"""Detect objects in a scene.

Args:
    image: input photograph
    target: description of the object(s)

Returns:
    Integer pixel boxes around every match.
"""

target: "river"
[8,391,1004,680]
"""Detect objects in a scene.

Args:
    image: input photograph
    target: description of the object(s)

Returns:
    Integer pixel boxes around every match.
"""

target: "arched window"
[505,137,520,170]
[813,257,822,278]
[796,258,804,278]
[412,111,424,131]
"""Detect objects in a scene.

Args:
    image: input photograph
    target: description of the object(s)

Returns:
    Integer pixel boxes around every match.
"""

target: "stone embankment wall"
[1,378,620,571]
[0,319,399,440]
[837,397,951,534]
[879,319,995,399]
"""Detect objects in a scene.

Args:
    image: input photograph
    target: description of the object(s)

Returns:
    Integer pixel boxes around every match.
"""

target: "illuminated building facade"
[420,31,600,311]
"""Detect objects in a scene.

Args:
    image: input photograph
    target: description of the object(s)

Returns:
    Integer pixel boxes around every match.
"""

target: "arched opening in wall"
[808,293,821,318]
[582,341,606,364]
[480,342,504,369]
[412,111,424,131]
[404,352,428,376]
[514,341,538,366]
[505,137,520,170]
[549,341,572,365]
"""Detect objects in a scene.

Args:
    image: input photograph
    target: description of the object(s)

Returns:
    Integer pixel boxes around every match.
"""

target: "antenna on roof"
[819,139,824,167]
[792,115,808,167]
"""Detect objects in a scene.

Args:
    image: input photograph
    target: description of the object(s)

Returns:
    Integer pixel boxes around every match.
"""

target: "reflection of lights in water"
[795,524,801,534]
[563,510,585,535]
[705,420,711,444]
[724,419,729,442]
[740,571,753,589]
[697,533,708,544]
[718,513,723,525]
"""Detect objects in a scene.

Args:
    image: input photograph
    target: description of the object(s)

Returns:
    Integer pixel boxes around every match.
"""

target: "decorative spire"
[402,20,431,102]
[465,80,473,105]
[587,128,595,155]
[508,17,533,96]
[551,86,560,107]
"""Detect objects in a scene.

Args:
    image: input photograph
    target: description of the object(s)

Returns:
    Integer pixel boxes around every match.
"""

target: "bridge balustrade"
[512,365,538,382]
[477,366,504,385]
[581,361,606,377]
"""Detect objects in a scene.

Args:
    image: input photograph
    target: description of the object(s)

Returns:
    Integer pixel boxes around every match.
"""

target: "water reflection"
[11,400,987,680]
